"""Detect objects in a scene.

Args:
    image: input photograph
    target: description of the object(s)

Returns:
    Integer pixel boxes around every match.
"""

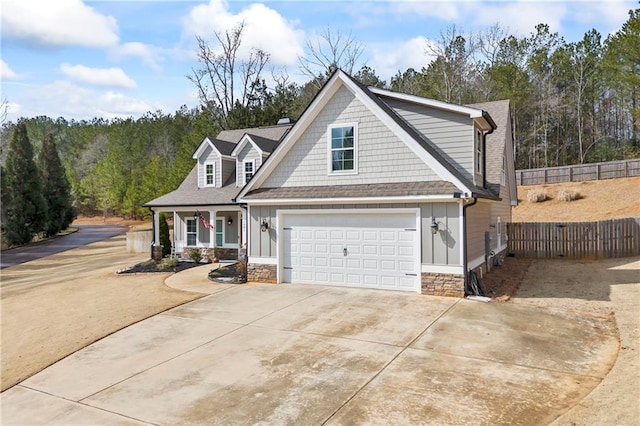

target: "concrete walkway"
[164,262,237,295]
[1,272,618,425]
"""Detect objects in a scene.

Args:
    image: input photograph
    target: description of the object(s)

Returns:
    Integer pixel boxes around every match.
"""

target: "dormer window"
[243,160,255,185]
[328,123,358,174]
[205,163,215,187]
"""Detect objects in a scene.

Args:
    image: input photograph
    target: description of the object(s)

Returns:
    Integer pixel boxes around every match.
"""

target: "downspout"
[462,196,478,295]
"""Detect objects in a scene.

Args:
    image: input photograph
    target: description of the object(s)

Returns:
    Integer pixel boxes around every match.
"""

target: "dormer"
[231,133,280,187]
[192,137,236,188]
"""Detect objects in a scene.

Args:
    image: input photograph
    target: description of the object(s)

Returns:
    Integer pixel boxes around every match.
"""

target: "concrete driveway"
[1,284,617,425]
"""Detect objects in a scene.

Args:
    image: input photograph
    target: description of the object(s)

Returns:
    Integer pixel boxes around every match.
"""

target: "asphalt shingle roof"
[243,181,461,200]
[144,166,241,207]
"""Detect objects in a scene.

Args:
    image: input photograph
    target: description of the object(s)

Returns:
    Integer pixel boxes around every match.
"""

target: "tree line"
[1,10,638,223]
[1,123,74,246]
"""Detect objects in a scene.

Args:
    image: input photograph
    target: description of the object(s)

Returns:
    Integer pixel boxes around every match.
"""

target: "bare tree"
[188,22,270,130]
[0,98,9,126]
[424,25,481,104]
[298,28,365,88]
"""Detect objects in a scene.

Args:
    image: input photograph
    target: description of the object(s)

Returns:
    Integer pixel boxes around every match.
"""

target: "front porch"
[151,207,244,260]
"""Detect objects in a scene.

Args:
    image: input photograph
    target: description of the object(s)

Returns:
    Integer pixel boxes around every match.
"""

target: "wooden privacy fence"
[507,217,640,259]
[516,159,640,186]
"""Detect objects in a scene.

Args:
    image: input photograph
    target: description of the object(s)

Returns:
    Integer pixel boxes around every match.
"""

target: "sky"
[1,0,636,122]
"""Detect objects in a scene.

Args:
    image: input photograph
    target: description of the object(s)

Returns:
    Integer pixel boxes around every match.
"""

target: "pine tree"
[159,212,171,257]
[3,123,46,246]
[39,133,74,237]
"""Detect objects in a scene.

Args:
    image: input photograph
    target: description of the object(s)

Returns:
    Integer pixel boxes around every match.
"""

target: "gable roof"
[192,137,236,159]
[370,87,497,130]
[216,123,292,144]
[144,165,240,208]
[231,133,281,157]
[237,69,499,202]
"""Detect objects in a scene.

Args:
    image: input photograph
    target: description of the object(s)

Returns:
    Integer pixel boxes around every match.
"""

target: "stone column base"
[421,272,465,297]
[151,246,163,261]
[247,263,277,283]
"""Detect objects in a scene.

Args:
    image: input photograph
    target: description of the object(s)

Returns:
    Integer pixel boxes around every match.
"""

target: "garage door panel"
[380,245,396,256]
[282,213,419,292]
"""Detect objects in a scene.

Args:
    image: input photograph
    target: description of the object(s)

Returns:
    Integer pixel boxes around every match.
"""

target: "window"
[215,218,224,247]
[186,219,197,246]
[204,163,215,186]
[329,124,357,173]
[501,157,506,185]
[243,160,254,185]
[476,129,483,173]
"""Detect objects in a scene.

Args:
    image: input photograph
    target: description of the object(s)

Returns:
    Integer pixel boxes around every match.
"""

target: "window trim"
[243,159,255,186]
[215,217,225,247]
[203,162,215,187]
[327,123,358,175]
[501,156,506,185]
[186,218,198,247]
[476,129,483,174]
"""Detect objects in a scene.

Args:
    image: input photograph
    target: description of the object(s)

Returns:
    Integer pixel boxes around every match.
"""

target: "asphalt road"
[0,225,128,269]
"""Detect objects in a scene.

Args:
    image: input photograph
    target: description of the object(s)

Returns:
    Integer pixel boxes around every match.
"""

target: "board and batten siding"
[249,203,462,267]
[384,97,474,182]
[197,146,221,188]
[236,143,263,186]
[262,85,440,188]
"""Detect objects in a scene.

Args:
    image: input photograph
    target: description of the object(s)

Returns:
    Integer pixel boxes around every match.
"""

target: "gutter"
[462,196,478,295]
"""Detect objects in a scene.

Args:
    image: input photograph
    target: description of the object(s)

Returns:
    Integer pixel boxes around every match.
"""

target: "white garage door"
[282,212,420,292]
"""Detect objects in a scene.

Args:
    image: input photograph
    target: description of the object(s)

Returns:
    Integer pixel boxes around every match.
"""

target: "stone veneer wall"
[214,248,238,260]
[421,272,465,297]
[247,263,277,283]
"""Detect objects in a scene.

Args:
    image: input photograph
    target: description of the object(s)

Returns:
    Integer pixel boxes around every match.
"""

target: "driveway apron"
[1,284,618,425]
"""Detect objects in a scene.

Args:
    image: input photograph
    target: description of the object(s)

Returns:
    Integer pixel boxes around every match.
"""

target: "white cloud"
[112,42,163,72]
[16,81,153,120]
[1,0,119,48]
[183,0,305,66]
[470,1,567,38]
[389,1,463,21]
[1,60,22,80]
[60,64,137,89]
[99,92,154,118]
[368,37,436,82]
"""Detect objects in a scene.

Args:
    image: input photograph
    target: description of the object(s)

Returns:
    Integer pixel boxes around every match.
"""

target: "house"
[147,69,517,297]
[144,123,292,260]
[235,70,517,296]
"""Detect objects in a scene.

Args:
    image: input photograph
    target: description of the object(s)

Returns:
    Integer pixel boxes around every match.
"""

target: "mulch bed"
[481,256,533,302]
[117,259,204,274]
[208,263,246,284]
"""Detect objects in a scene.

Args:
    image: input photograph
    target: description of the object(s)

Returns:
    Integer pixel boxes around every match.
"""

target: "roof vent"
[277,117,293,125]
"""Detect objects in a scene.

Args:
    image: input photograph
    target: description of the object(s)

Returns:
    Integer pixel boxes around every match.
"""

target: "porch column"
[151,209,162,261]
[239,210,244,248]
[209,210,216,248]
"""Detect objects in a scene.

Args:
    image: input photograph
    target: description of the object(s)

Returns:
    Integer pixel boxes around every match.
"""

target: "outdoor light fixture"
[260,219,269,232]
[227,218,233,226]
[193,212,199,220]
[431,219,439,234]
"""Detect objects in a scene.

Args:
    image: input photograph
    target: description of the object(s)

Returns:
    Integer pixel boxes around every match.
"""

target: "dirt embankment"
[513,176,640,222]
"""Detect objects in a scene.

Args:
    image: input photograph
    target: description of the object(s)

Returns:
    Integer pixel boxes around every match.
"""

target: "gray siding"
[262,85,439,188]
[197,146,221,188]
[221,158,235,186]
[249,203,461,267]
[384,98,474,182]
[237,143,263,187]
[421,202,461,265]
[466,201,491,264]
